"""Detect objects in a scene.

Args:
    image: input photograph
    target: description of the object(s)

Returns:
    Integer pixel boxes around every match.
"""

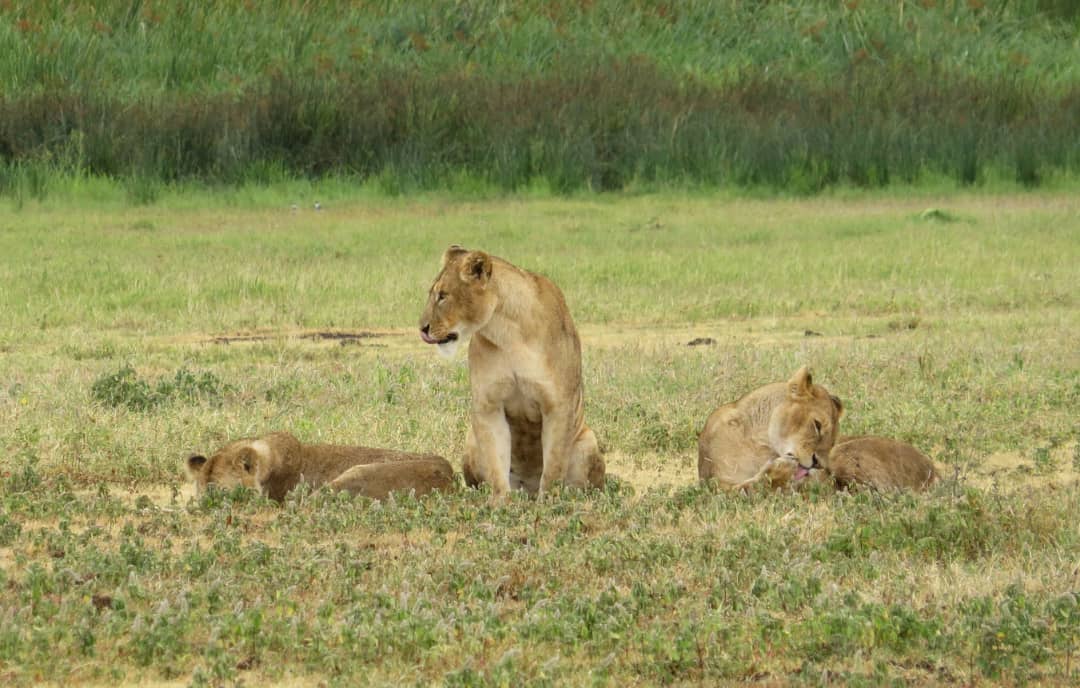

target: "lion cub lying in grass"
[186,432,456,502]
[826,435,938,491]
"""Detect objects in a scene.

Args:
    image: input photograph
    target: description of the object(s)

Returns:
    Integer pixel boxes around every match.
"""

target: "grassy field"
[0,190,1078,685]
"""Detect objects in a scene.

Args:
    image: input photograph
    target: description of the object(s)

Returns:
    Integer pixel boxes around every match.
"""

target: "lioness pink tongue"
[794,466,810,480]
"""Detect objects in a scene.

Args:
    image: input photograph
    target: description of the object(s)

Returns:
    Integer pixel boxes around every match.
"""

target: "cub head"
[767,366,844,477]
[418,245,497,358]
[186,438,273,496]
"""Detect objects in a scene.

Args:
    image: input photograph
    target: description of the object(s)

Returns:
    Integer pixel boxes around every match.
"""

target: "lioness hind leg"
[564,427,605,489]
[329,458,456,500]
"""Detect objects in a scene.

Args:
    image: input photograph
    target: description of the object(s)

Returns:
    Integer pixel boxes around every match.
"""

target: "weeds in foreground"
[90,366,229,411]
[0,478,1076,686]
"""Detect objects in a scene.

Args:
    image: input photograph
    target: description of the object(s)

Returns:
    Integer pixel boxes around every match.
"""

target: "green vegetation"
[0,192,1077,684]
[2,478,1078,686]
[2,1,1079,195]
[91,366,228,412]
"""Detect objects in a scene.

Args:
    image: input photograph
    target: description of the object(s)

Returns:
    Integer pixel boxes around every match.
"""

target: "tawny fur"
[418,245,604,497]
[186,431,455,502]
[698,367,844,490]
[826,435,938,491]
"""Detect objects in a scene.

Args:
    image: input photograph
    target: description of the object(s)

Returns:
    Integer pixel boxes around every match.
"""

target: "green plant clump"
[90,365,227,411]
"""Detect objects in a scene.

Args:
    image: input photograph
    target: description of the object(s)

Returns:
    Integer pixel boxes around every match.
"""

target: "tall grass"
[1,1,1078,195]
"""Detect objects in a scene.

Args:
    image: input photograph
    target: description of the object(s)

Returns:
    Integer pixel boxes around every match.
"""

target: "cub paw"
[765,456,800,487]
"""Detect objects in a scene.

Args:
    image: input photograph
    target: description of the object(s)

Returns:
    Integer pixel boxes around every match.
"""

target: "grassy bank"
[0,193,1077,684]
[2,1,1079,195]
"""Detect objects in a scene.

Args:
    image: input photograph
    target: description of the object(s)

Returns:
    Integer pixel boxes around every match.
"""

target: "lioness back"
[827,436,938,491]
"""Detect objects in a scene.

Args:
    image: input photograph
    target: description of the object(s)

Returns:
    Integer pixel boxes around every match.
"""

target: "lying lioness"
[698,366,844,490]
[825,435,938,491]
[186,431,456,501]
[418,245,604,496]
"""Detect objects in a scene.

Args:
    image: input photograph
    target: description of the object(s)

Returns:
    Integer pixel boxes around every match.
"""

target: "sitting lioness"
[186,432,456,502]
[698,366,843,490]
[418,245,604,496]
[825,435,938,491]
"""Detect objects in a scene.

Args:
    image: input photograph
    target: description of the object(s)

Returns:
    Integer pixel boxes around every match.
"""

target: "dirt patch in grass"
[159,314,913,356]
[157,309,1071,358]
[207,330,384,346]
[67,674,325,688]
[963,444,1080,491]
[604,450,696,493]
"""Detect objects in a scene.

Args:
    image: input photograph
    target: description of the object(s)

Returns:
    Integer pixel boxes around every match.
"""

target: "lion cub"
[825,436,938,491]
[698,366,844,490]
[186,432,456,502]
[418,245,604,496]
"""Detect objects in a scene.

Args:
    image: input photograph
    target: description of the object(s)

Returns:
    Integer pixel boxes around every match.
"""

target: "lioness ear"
[459,251,492,285]
[787,366,813,398]
[830,394,844,419]
[441,245,468,269]
[186,454,207,476]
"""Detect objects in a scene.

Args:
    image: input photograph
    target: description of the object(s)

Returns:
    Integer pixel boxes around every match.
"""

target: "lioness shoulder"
[186,431,456,501]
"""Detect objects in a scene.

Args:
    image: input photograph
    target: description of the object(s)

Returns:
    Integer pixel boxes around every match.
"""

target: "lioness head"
[186,437,275,496]
[768,366,844,477]
[418,245,497,358]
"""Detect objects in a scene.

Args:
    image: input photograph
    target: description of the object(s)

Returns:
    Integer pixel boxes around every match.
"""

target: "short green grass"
[0,191,1078,686]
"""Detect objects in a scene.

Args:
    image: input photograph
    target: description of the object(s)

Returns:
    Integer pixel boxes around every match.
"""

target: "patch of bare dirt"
[157,310,1072,358]
[209,330,383,345]
[961,444,1080,491]
[65,675,325,688]
[603,450,696,493]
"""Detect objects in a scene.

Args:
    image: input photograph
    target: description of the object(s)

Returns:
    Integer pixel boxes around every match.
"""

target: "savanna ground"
[0,190,1078,686]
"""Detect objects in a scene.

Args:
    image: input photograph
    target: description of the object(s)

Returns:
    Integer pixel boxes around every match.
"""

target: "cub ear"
[459,250,492,285]
[441,245,468,269]
[186,454,208,476]
[830,394,844,419]
[787,365,813,398]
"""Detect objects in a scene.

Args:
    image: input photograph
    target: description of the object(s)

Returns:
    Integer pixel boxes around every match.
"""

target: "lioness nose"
[421,324,430,335]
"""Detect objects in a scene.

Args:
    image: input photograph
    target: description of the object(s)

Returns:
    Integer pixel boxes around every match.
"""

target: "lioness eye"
[436,291,447,303]
[813,419,822,436]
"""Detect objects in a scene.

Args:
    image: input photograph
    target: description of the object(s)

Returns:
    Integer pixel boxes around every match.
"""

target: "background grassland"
[1,192,1078,686]
[2,0,1080,195]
